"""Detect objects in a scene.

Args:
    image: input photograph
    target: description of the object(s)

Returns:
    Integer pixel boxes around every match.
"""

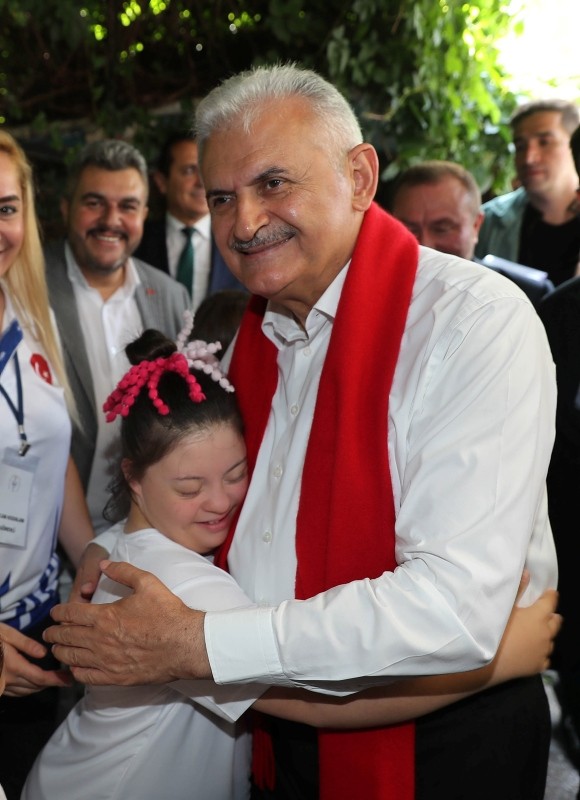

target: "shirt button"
[303,346,311,357]
[273,464,283,478]
[290,403,299,416]
[262,530,272,543]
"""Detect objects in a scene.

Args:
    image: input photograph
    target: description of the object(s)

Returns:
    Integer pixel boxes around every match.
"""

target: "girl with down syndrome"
[23,323,559,800]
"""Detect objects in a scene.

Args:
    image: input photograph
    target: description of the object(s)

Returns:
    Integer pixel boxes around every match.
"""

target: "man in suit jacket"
[537,124,580,775]
[45,139,189,533]
[390,159,554,307]
[134,130,245,310]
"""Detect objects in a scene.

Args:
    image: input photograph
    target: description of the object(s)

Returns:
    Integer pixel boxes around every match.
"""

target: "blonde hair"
[0,131,72,407]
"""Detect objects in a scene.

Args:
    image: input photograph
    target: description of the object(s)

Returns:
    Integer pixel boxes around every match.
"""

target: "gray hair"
[194,63,363,163]
[64,138,149,199]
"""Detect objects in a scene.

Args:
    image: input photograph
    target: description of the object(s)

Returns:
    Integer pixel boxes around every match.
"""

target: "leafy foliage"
[0,0,521,230]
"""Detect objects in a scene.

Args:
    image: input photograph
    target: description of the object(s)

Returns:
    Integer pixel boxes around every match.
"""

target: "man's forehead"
[396,178,470,207]
[76,166,147,196]
[513,111,566,139]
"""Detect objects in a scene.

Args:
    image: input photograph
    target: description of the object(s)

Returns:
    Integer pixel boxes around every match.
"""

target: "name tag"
[0,448,39,547]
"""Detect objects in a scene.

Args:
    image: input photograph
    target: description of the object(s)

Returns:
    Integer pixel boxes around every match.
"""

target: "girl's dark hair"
[104,329,243,523]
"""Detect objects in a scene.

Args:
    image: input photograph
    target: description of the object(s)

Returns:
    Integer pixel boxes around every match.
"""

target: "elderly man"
[47,66,557,800]
[44,139,189,533]
[475,98,580,286]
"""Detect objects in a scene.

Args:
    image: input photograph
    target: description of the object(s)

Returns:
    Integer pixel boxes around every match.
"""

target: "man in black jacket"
[538,125,580,790]
[134,131,244,310]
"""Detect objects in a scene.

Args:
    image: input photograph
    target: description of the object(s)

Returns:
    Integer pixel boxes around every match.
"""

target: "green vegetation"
[0,0,522,223]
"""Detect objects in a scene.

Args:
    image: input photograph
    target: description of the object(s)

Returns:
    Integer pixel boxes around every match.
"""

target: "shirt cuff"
[205,605,285,685]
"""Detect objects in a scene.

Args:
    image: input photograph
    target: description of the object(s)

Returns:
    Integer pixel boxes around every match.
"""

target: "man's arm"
[255,587,561,727]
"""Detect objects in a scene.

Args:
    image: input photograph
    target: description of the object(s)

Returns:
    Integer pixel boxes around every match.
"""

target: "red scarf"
[218,202,419,799]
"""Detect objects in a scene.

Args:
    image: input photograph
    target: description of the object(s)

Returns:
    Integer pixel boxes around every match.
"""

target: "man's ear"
[153,170,168,196]
[473,210,485,239]
[349,143,379,212]
[59,196,69,223]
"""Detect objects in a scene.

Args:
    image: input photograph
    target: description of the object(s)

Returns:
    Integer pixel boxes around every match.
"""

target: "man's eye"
[209,196,230,210]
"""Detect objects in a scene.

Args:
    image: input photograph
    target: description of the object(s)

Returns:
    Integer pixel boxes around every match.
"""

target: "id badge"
[0,448,40,547]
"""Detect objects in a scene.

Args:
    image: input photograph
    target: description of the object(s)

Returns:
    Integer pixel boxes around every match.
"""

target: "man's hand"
[0,623,73,697]
[44,561,211,686]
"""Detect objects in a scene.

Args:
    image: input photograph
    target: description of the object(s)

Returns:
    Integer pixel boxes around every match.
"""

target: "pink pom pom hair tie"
[103,312,235,423]
[103,352,205,423]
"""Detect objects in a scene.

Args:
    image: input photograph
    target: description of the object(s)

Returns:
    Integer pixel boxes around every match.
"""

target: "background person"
[0,130,94,800]
[47,65,558,800]
[134,130,246,309]
[44,138,190,535]
[475,98,580,286]
[390,159,554,306]
[537,123,580,791]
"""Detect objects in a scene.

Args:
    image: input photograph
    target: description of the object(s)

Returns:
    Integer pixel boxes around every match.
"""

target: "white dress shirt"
[166,212,211,311]
[206,247,557,692]
[65,245,143,533]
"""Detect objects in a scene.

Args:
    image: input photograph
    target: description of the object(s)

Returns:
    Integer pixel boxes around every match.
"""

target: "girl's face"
[0,151,24,280]
[127,423,248,555]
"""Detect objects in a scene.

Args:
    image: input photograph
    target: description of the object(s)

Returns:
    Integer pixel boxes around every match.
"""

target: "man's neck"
[80,263,127,301]
[169,210,209,227]
[527,184,579,225]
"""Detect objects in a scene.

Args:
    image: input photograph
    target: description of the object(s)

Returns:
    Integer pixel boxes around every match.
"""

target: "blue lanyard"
[0,319,30,456]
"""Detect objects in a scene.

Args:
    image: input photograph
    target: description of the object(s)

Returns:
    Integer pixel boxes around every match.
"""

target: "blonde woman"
[0,131,94,799]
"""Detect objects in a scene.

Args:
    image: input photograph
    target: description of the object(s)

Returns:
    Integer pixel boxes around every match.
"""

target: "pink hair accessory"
[175,310,235,394]
[103,352,205,422]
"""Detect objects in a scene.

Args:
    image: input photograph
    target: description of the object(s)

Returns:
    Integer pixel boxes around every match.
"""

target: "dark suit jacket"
[44,240,190,488]
[134,218,246,296]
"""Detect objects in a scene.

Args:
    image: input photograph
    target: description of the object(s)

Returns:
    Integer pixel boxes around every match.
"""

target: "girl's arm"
[57,456,95,569]
[254,586,561,729]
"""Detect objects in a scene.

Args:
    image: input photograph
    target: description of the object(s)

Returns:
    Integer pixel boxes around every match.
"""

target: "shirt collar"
[262,262,350,346]
[166,211,211,240]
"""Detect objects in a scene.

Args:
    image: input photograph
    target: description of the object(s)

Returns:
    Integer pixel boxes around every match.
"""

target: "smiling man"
[46,67,558,800]
[475,98,580,285]
[44,139,189,534]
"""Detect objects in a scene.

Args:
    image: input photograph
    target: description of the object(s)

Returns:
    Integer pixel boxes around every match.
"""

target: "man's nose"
[233,193,269,242]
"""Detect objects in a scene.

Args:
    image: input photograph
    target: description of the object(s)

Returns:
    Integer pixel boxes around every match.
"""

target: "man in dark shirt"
[538,124,580,785]
[476,99,580,286]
